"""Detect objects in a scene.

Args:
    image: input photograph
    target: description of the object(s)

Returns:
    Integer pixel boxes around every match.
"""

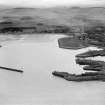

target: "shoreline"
[52,25,105,82]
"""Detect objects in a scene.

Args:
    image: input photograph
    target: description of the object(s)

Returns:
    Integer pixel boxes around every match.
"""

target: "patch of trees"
[85,25,105,34]
[84,25,105,42]
[0,27,23,33]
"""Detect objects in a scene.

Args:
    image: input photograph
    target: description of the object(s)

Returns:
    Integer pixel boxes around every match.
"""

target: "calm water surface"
[0,34,105,105]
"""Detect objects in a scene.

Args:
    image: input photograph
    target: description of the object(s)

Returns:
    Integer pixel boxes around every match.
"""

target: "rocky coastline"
[76,49,105,58]
[52,58,105,82]
[52,71,105,82]
[52,25,105,82]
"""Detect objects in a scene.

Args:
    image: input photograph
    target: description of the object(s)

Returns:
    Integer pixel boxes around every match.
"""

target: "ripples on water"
[0,34,105,105]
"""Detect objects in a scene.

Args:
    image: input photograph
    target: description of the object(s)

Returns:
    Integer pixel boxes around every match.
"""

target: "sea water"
[0,34,104,105]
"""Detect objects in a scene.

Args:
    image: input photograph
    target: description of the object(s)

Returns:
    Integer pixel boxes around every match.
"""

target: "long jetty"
[0,66,23,73]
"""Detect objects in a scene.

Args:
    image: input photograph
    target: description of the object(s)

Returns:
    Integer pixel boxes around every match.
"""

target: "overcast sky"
[0,0,104,7]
